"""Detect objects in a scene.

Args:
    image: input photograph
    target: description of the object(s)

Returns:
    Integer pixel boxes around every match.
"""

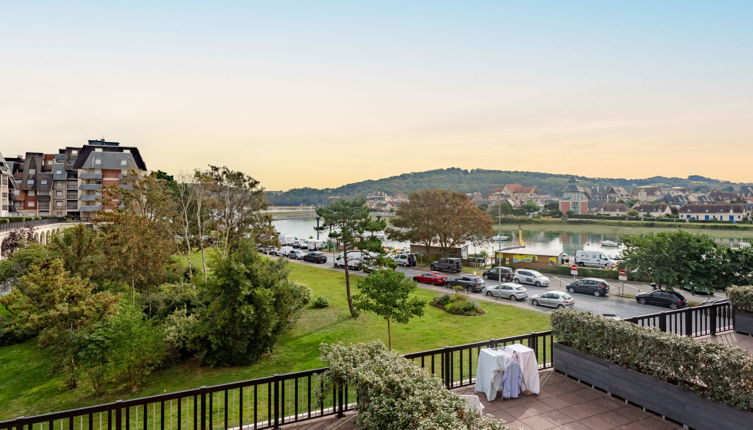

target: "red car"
[413,272,448,286]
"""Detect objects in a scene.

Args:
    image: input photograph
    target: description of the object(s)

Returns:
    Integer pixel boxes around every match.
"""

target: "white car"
[513,269,550,287]
[530,291,575,309]
[574,250,617,268]
[483,283,528,301]
[288,249,307,259]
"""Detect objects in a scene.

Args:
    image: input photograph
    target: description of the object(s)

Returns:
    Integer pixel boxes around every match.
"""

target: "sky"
[1,1,752,190]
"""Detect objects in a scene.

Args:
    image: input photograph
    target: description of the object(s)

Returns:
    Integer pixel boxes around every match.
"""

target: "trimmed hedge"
[551,309,753,411]
[728,286,753,313]
[431,293,483,316]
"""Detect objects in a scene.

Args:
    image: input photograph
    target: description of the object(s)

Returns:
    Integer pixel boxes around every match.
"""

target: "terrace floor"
[282,370,681,430]
[698,331,753,355]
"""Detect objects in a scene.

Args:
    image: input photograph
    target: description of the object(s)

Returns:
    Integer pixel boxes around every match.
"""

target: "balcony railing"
[79,205,102,212]
[79,193,101,202]
[623,301,733,337]
[79,184,102,191]
[0,304,733,430]
[79,172,102,180]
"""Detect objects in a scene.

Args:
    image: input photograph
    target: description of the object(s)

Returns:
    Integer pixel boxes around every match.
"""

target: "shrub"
[320,342,508,430]
[312,296,330,308]
[551,309,753,411]
[431,293,483,316]
[728,286,753,313]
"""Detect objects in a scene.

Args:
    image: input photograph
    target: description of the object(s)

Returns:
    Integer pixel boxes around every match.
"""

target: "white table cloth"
[474,348,513,401]
[474,343,540,401]
[504,343,540,394]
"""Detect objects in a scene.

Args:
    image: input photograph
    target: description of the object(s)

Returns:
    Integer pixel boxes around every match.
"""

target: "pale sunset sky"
[1,1,752,190]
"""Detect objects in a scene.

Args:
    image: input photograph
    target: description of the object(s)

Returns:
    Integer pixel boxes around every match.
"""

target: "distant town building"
[597,203,630,216]
[632,203,672,217]
[559,177,590,215]
[740,185,753,197]
[7,139,146,220]
[631,186,663,202]
[708,189,740,202]
[679,203,748,222]
[0,152,16,217]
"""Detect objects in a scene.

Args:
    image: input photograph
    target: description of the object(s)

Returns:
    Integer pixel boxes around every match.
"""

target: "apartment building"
[5,139,146,220]
[0,151,16,217]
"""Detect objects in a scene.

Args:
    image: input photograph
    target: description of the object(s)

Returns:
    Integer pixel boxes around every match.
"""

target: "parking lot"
[267,249,727,319]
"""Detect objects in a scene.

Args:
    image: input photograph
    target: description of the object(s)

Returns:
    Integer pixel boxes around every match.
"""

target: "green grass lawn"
[0,262,550,420]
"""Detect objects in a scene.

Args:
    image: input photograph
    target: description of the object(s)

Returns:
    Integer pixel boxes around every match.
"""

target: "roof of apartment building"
[631,186,662,196]
[72,144,147,170]
[708,190,740,201]
[632,203,670,212]
[680,203,747,213]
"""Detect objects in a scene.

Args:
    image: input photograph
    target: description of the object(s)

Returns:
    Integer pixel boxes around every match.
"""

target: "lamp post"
[315,216,321,240]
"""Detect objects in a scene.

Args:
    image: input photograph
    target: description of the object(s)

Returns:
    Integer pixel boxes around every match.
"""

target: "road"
[271,251,727,319]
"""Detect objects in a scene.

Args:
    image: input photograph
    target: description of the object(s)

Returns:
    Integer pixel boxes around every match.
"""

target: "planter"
[734,308,753,336]
[553,343,753,430]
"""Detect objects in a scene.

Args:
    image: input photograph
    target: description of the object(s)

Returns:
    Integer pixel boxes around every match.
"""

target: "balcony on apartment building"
[78,193,102,202]
[79,183,102,191]
[79,172,102,180]
[79,205,102,212]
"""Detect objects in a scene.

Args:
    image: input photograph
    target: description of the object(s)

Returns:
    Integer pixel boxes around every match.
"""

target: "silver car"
[530,291,575,309]
[483,283,528,301]
[513,269,550,287]
[289,249,307,259]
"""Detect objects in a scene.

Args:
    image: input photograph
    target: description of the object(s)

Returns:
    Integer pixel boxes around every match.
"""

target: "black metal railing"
[623,301,733,337]
[0,331,554,430]
[0,218,68,231]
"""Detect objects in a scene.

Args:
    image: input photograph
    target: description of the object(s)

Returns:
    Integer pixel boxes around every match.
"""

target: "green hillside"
[265,168,743,206]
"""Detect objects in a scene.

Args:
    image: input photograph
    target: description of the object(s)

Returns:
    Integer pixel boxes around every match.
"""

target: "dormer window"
[120,159,128,166]
[94,159,102,165]
[71,150,78,155]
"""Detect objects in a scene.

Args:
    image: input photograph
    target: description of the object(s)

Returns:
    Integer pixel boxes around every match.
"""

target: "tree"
[627,209,639,217]
[104,170,177,223]
[486,200,513,221]
[174,173,196,280]
[316,199,386,318]
[192,170,213,281]
[1,227,37,257]
[388,190,493,256]
[200,165,275,256]
[621,231,721,291]
[353,270,425,350]
[521,201,540,214]
[0,259,118,387]
[195,241,310,366]
[48,224,104,280]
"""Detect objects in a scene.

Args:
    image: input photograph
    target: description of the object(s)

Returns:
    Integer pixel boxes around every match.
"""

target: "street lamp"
[315,216,321,240]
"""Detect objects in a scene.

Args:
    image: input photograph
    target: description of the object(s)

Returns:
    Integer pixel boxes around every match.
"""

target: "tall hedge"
[728,286,753,313]
[551,309,753,411]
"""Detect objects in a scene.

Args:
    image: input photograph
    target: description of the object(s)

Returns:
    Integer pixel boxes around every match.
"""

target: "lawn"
[0,262,550,420]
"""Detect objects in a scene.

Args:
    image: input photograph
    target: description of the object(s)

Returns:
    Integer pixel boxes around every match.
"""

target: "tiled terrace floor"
[698,331,753,354]
[282,370,681,430]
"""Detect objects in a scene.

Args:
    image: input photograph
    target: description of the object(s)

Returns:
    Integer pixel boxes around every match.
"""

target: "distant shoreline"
[494,220,753,239]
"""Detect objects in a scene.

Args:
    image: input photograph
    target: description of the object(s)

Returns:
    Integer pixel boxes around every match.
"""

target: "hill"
[265,168,744,206]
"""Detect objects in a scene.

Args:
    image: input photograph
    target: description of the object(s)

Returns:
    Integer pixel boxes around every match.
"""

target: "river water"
[273,218,750,258]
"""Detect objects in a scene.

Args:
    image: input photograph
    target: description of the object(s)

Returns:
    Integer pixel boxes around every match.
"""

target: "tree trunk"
[387,318,392,350]
[343,248,358,318]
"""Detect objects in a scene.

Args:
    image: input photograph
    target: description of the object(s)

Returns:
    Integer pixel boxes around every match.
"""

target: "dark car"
[412,272,448,286]
[566,278,610,297]
[430,257,462,273]
[635,290,687,310]
[302,252,327,264]
[446,275,485,293]
[482,266,514,282]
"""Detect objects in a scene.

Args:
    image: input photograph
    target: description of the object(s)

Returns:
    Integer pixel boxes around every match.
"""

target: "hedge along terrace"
[728,286,753,312]
[551,309,753,411]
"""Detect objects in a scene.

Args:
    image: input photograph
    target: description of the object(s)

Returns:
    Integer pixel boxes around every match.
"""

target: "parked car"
[513,269,550,287]
[483,283,528,301]
[635,290,687,310]
[392,253,417,267]
[303,252,327,264]
[446,275,485,292]
[307,240,327,251]
[430,257,462,273]
[601,313,621,320]
[530,291,575,309]
[412,272,448,286]
[334,251,375,270]
[482,266,514,282]
[293,239,308,248]
[288,249,307,260]
[680,283,715,295]
[278,246,294,257]
[574,250,617,268]
[566,278,610,297]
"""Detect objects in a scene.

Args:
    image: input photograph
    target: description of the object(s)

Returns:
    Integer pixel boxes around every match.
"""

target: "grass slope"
[0,262,549,420]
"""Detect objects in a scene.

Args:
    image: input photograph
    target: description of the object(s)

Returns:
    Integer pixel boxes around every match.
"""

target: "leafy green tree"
[388,190,493,256]
[521,201,540,214]
[316,199,386,318]
[195,241,311,366]
[354,270,425,350]
[0,259,118,387]
[621,231,721,291]
[48,224,104,280]
[487,200,513,220]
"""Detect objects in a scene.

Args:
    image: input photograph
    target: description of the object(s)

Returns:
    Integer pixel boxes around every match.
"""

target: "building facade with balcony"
[4,139,146,220]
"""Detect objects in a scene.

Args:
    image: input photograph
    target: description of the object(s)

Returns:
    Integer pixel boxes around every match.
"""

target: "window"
[95,148,102,152]
[28,201,35,207]
[13,190,19,195]
[28,190,35,196]
[55,170,62,175]
[94,159,102,165]
[27,179,34,185]
[55,201,63,208]
[56,191,63,197]
[120,159,128,166]
[71,150,78,155]
[41,179,47,185]
[28,169,36,174]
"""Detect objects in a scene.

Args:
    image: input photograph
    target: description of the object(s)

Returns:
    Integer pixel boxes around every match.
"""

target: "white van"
[279,235,296,246]
[307,240,326,250]
[293,238,308,248]
[278,245,294,257]
[575,250,616,268]
[335,251,375,270]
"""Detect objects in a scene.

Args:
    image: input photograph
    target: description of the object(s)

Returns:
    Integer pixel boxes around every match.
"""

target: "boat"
[491,235,510,242]
[601,240,619,247]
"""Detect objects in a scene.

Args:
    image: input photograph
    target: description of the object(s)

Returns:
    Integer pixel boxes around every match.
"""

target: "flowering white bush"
[320,342,508,430]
